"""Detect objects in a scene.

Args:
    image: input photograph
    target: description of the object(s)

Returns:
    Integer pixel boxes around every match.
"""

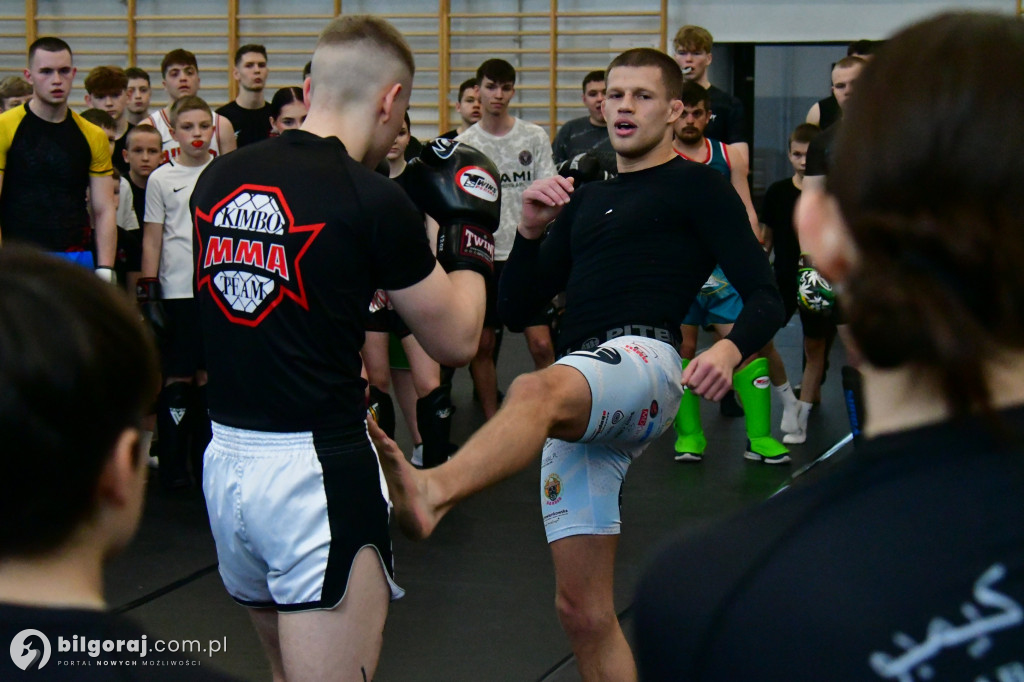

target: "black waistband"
[560,324,681,357]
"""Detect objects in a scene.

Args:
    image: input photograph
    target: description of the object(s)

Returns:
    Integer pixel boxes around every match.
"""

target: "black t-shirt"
[705,85,748,146]
[0,603,239,680]
[551,116,617,174]
[634,406,1024,681]
[760,177,802,316]
[817,94,841,130]
[806,121,839,178]
[113,122,132,177]
[499,156,783,358]
[191,130,436,431]
[215,101,272,148]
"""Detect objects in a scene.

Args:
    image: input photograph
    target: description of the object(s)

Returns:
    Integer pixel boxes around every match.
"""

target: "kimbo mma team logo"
[10,629,51,670]
[195,185,324,327]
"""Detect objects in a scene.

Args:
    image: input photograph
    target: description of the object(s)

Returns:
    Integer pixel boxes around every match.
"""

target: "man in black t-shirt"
[551,70,616,175]
[191,17,490,682]
[216,44,272,147]
[437,77,481,139]
[372,47,783,680]
[0,249,236,681]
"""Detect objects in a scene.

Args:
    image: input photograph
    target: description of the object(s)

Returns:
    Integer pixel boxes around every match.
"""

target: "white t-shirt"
[117,176,140,231]
[457,118,556,261]
[145,158,210,298]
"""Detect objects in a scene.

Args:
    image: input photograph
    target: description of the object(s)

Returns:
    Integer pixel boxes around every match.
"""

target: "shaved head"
[310,15,414,110]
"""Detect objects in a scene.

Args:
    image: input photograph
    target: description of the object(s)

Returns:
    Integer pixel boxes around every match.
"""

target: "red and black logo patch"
[195,184,323,326]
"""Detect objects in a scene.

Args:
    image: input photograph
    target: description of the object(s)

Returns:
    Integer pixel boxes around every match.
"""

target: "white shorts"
[203,422,404,611]
[541,336,682,542]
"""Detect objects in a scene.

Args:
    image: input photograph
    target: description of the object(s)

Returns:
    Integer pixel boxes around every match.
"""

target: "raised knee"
[505,371,550,405]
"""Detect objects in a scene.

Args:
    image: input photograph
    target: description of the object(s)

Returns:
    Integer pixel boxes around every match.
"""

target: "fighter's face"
[455,85,481,125]
[126,77,151,114]
[171,108,214,159]
[86,90,128,121]
[604,65,681,160]
[831,64,863,109]
[270,101,307,134]
[479,77,514,116]
[25,49,75,106]
[674,101,709,144]
[387,121,411,161]
[234,52,267,93]
[583,80,606,125]
[163,64,199,101]
[788,140,810,177]
[673,45,711,82]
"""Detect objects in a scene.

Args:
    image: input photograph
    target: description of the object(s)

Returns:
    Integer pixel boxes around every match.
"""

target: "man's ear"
[795,187,858,282]
[379,82,403,124]
[84,93,94,108]
[96,428,143,507]
[667,98,683,124]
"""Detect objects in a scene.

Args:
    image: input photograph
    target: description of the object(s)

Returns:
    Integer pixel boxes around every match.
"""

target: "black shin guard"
[417,386,456,468]
[367,385,396,439]
[190,384,212,484]
[841,365,865,446]
[157,382,192,489]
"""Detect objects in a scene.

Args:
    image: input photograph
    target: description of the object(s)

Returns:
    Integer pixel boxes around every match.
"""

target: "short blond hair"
[673,25,713,53]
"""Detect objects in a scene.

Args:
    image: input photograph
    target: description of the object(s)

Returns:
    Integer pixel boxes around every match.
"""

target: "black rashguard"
[761,177,802,320]
[705,85,748,146]
[499,156,783,358]
[805,121,839,178]
[191,130,436,432]
[634,406,1024,681]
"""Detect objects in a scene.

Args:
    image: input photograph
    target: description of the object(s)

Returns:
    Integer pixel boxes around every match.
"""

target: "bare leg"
[470,327,499,419]
[360,331,392,393]
[247,608,286,682]
[551,534,635,682]
[391,369,420,442]
[277,547,390,682]
[370,364,592,539]
[801,336,827,404]
[761,339,789,386]
[524,324,555,370]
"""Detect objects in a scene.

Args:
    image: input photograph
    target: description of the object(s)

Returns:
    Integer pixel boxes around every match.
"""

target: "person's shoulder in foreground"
[634,11,1024,681]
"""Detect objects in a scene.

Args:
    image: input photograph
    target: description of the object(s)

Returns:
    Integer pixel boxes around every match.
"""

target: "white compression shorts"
[540,336,683,543]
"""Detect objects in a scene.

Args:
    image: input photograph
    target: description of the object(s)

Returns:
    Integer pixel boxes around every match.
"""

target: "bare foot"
[367,418,441,540]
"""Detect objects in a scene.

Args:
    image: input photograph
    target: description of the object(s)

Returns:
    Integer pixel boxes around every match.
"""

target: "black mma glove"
[136,277,167,339]
[402,138,501,276]
[557,152,611,187]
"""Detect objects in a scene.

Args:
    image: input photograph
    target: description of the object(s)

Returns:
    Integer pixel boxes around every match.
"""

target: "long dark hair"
[831,12,1024,421]
[269,86,303,120]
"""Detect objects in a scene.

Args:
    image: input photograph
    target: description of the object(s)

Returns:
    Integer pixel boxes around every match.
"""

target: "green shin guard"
[733,358,790,464]
[673,359,706,461]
